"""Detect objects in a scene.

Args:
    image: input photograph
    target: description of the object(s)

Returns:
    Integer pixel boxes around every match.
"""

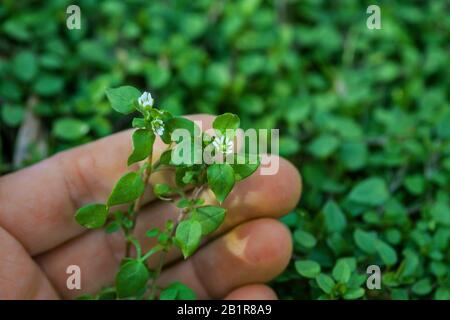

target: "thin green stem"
[141,244,163,262]
[125,155,153,257]
[147,184,205,299]
[127,235,142,258]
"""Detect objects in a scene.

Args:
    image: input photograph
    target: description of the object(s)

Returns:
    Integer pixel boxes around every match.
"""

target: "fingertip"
[227,218,292,278]
[225,284,278,300]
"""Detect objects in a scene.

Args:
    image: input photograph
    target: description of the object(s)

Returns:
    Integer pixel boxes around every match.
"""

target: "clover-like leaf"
[348,177,389,206]
[353,229,377,254]
[161,117,199,144]
[231,154,260,181]
[106,86,141,114]
[75,204,108,229]
[107,172,145,206]
[115,260,149,298]
[175,219,202,259]
[207,163,235,203]
[153,183,173,199]
[332,260,351,283]
[192,205,226,235]
[295,260,321,278]
[375,239,398,266]
[12,51,38,82]
[293,230,317,249]
[323,200,347,233]
[315,274,336,294]
[343,288,365,300]
[411,278,432,296]
[212,113,240,134]
[127,129,155,165]
[159,282,197,300]
[132,117,147,128]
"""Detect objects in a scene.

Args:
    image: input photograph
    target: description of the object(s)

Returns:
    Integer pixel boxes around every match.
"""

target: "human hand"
[0,114,301,300]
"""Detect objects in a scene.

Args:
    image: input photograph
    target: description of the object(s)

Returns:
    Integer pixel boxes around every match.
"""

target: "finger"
[157,219,291,299]
[0,114,214,255]
[134,155,301,266]
[224,284,278,300]
[0,226,59,299]
[35,156,301,298]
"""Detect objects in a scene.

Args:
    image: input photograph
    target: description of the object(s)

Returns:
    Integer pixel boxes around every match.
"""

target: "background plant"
[0,0,448,299]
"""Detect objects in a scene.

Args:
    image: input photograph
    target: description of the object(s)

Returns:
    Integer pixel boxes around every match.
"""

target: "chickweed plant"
[74,86,260,300]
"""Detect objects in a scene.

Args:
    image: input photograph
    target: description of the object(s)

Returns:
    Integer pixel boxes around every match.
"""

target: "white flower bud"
[138,91,154,109]
[151,118,164,136]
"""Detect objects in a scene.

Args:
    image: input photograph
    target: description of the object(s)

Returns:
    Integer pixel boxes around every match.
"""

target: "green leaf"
[434,287,450,300]
[315,274,336,294]
[295,260,321,278]
[116,260,149,298]
[159,282,197,300]
[343,288,365,300]
[105,221,121,234]
[12,51,38,82]
[175,219,202,258]
[308,134,340,159]
[161,116,199,144]
[132,117,147,128]
[230,154,260,181]
[375,239,398,266]
[107,172,145,206]
[353,229,377,254]
[177,198,191,208]
[339,141,367,170]
[398,250,419,278]
[212,113,240,134]
[33,74,64,96]
[404,175,425,195]
[153,183,173,199]
[348,177,389,206]
[192,205,226,235]
[207,163,235,203]
[106,86,141,114]
[391,289,409,300]
[75,204,108,229]
[145,228,159,238]
[411,278,432,296]
[127,129,155,165]
[96,287,117,300]
[332,260,351,283]
[53,118,89,141]
[1,105,24,127]
[430,202,450,226]
[293,230,317,249]
[322,200,347,233]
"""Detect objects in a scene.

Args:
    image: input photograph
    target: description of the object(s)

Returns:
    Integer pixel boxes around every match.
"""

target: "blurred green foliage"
[0,0,449,299]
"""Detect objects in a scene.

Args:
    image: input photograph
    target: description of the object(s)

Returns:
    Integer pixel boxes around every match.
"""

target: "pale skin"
[0,114,302,300]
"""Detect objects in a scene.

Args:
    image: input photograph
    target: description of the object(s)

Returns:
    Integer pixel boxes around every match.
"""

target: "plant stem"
[147,184,205,299]
[125,155,153,257]
[148,207,187,299]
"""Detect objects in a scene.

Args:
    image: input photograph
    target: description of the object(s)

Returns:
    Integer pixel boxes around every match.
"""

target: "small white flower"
[212,135,234,155]
[151,118,164,136]
[138,91,154,109]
